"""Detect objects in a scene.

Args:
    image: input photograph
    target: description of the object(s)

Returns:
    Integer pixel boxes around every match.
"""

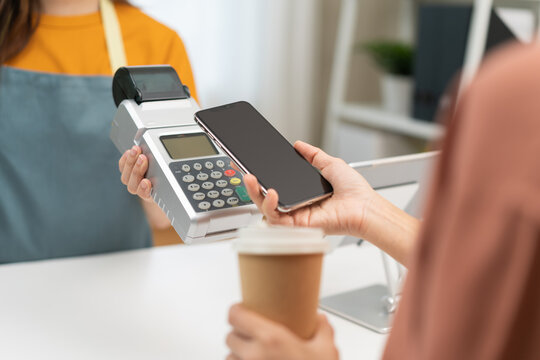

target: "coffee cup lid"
[234,225,329,255]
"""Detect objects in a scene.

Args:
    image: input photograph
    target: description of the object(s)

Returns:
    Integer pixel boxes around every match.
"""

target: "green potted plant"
[360,41,414,116]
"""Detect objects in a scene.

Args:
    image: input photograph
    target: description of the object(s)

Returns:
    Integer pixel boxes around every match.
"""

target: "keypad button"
[235,186,251,202]
[193,192,205,201]
[216,160,225,168]
[227,197,239,205]
[196,172,209,181]
[198,201,211,210]
[170,163,182,173]
[193,163,202,171]
[182,175,195,183]
[210,171,222,179]
[216,179,228,188]
[221,188,234,197]
[207,190,220,199]
[187,183,200,192]
[213,199,225,208]
[181,164,191,172]
[230,177,241,186]
[205,161,214,169]
[202,181,214,190]
[224,169,236,177]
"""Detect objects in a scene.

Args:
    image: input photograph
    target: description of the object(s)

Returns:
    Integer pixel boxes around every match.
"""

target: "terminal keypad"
[170,156,252,212]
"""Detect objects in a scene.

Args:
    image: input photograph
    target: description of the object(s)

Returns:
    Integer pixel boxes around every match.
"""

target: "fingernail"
[140,181,147,190]
[137,155,143,165]
[130,148,137,156]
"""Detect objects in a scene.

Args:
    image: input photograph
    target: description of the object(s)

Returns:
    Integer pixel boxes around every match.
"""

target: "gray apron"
[0,67,151,263]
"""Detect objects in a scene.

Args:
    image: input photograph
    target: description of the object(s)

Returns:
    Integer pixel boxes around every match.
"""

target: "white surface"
[496,7,535,42]
[336,122,378,162]
[338,103,443,141]
[322,0,358,153]
[460,0,494,96]
[0,241,388,360]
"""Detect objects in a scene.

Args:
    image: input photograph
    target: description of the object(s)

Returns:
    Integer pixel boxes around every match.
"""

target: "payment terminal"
[110,65,261,244]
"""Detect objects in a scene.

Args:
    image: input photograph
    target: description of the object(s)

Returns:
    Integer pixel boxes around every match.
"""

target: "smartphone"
[195,101,333,212]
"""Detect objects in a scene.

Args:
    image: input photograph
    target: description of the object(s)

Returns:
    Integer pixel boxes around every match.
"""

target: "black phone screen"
[195,101,333,208]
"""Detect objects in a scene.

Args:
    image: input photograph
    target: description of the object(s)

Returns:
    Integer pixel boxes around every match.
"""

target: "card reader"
[110,65,261,244]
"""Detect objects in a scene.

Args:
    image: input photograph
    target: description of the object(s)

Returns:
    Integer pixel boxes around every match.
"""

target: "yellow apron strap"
[100,0,127,73]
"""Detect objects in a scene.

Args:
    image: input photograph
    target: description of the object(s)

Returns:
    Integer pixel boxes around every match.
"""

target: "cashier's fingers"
[118,150,127,172]
[127,154,148,193]
[136,178,152,200]
[120,146,141,185]
[226,353,241,360]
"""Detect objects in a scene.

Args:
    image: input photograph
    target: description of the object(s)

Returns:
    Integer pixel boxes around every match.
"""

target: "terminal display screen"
[161,133,218,159]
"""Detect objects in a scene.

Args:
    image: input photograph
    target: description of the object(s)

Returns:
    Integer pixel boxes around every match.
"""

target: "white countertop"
[0,240,388,360]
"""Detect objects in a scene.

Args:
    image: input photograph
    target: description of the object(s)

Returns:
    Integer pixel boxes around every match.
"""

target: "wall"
[316,0,423,161]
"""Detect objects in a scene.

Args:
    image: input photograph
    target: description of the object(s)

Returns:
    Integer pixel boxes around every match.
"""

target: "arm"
[360,192,420,267]
[118,146,170,230]
[244,141,420,266]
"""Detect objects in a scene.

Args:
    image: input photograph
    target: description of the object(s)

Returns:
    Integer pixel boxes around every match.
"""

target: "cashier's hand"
[226,304,339,360]
[118,145,153,201]
[244,141,377,239]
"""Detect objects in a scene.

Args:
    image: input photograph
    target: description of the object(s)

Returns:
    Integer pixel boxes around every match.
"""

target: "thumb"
[294,141,348,186]
[293,141,335,172]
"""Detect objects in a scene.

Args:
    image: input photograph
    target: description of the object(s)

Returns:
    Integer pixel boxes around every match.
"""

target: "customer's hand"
[226,304,339,360]
[244,141,378,239]
[118,145,152,202]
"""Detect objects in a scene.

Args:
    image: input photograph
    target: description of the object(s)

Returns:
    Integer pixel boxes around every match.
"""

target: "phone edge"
[276,191,333,213]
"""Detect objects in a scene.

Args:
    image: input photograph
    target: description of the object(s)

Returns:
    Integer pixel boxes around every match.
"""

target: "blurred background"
[131,0,536,164]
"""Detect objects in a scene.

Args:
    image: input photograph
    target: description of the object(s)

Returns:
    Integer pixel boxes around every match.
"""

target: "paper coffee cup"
[234,225,329,339]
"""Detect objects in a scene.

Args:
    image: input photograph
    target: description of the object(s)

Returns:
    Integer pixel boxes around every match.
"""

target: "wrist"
[352,192,420,266]
[350,191,386,240]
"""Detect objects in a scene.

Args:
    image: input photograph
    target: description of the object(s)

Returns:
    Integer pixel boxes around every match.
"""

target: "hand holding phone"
[243,140,381,241]
[195,101,333,212]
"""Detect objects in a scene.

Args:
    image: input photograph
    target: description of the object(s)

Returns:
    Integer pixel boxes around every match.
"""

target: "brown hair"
[0,0,41,64]
[0,0,129,64]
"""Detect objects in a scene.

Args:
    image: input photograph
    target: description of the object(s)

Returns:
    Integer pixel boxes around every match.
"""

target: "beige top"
[384,43,540,359]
